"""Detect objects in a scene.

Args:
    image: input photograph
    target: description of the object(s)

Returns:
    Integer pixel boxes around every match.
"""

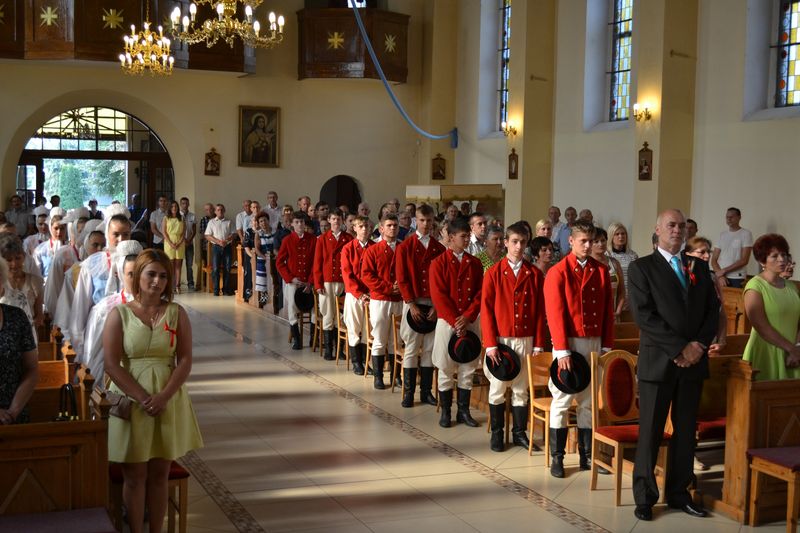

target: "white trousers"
[483,336,531,407]
[343,293,367,346]
[283,282,315,326]
[547,336,600,429]
[399,300,434,368]
[432,318,481,391]
[369,299,402,355]
[318,281,344,330]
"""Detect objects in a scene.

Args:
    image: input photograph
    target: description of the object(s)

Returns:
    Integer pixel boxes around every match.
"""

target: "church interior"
[1,0,799,531]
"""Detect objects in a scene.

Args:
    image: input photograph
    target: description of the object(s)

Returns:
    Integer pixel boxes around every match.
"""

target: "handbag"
[54,383,79,422]
[101,376,133,420]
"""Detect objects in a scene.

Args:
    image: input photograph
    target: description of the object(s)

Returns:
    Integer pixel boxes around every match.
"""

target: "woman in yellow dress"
[103,249,202,533]
[161,201,185,294]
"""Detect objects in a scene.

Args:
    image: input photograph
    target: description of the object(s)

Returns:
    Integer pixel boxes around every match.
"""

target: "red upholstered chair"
[109,461,190,533]
[747,447,800,533]
[590,350,670,506]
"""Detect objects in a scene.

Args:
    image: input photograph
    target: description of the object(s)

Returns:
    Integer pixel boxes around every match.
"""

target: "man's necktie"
[670,256,687,289]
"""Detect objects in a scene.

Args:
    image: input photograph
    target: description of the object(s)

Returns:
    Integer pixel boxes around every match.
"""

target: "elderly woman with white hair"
[81,240,143,382]
[0,256,38,425]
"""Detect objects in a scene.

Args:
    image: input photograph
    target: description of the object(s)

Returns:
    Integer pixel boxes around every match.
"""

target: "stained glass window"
[498,0,511,131]
[776,1,800,107]
[608,0,633,121]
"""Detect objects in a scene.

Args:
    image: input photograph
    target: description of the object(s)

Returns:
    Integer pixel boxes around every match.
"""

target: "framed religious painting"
[205,148,221,176]
[638,141,653,181]
[238,106,280,168]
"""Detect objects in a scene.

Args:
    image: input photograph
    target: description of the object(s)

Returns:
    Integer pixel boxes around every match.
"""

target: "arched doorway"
[17,106,174,227]
[319,175,362,213]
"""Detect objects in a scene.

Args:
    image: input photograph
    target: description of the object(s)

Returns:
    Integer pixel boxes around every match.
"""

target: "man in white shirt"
[549,206,564,240]
[556,206,578,254]
[466,212,487,256]
[149,195,168,249]
[235,198,251,244]
[179,197,197,291]
[205,204,235,296]
[264,191,281,234]
[711,207,753,288]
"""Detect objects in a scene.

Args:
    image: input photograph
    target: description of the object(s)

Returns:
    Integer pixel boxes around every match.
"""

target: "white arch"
[1,89,195,205]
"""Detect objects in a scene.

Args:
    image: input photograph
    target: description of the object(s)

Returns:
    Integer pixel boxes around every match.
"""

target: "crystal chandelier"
[119,2,174,76]
[170,1,285,49]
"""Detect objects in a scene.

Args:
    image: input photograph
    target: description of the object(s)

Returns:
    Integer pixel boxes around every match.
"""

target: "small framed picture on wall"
[239,106,280,167]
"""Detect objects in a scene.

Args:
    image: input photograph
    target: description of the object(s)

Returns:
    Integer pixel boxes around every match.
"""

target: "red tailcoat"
[276,232,316,283]
[361,240,401,301]
[543,253,615,351]
[341,239,373,298]
[480,258,546,347]
[430,250,483,327]
[395,233,445,302]
[313,230,354,289]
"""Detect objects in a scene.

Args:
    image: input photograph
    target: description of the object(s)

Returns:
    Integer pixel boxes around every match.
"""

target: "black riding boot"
[489,403,505,452]
[290,324,301,350]
[578,428,609,474]
[323,331,335,360]
[418,367,437,406]
[351,345,364,375]
[401,368,417,408]
[372,355,385,390]
[455,388,479,427]
[438,389,453,427]
[550,428,568,478]
[511,406,530,449]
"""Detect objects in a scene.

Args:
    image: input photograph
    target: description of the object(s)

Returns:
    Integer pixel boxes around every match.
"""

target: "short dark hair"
[292,211,310,224]
[108,214,131,228]
[416,204,435,217]
[486,225,504,237]
[468,212,486,224]
[380,213,399,224]
[686,218,697,226]
[593,228,608,241]
[447,218,470,235]
[329,208,344,219]
[256,212,270,223]
[315,201,329,209]
[505,222,529,241]
[530,237,553,260]
[753,233,790,263]
[571,219,596,238]
[180,197,189,203]
[727,207,741,217]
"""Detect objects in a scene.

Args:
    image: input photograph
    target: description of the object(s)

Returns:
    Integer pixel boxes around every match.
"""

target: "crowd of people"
[0,189,798,525]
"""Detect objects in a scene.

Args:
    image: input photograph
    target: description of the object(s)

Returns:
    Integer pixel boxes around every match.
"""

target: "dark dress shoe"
[634,506,652,521]
[668,501,707,517]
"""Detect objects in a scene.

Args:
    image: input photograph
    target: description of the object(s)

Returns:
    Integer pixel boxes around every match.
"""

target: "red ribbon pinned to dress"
[164,322,177,347]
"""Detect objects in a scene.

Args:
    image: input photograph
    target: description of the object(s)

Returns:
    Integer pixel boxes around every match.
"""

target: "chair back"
[526,351,553,399]
[614,322,639,340]
[335,294,346,330]
[591,350,638,429]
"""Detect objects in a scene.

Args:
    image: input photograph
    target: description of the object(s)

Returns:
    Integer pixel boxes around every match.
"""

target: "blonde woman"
[161,201,185,293]
[607,222,638,305]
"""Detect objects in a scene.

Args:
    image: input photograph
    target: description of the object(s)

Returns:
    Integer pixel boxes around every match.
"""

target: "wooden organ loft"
[0,0,409,80]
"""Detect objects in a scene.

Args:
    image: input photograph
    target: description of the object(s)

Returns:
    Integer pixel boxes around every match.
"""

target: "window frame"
[607,0,633,122]
[497,0,511,131]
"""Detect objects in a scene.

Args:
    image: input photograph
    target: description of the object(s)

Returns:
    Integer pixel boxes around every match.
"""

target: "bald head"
[655,209,686,254]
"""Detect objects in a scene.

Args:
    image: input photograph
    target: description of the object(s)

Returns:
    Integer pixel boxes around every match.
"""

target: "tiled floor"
[174,293,788,533]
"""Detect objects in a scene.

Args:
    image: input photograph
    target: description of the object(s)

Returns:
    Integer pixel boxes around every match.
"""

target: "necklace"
[134,301,163,328]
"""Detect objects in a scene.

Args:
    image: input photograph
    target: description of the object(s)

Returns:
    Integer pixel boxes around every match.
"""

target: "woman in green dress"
[742,234,800,380]
[104,249,203,533]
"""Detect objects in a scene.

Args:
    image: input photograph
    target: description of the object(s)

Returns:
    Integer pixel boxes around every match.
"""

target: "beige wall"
[0,0,425,214]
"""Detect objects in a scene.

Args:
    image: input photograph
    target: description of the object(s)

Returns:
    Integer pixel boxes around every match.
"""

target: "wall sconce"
[633,103,652,122]
[501,120,517,137]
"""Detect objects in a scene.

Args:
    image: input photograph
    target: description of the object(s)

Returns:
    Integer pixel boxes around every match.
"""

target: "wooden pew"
[614,322,639,339]
[721,287,750,334]
[613,337,639,354]
[204,241,238,294]
[716,333,749,356]
[704,360,800,523]
[235,244,259,308]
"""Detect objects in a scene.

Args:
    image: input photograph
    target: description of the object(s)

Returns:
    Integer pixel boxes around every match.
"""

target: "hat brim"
[405,305,437,334]
[485,344,521,381]
[448,331,481,364]
[294,291,315,312]
[549,351,591,394]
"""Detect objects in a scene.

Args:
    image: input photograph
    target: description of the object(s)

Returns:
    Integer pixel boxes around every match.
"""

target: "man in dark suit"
[627,209,719,521]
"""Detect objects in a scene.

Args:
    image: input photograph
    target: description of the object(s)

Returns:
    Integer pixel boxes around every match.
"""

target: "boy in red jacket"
[314,209,353,360]
[340,216,373,375]
[360,214,402,389]
[276,211,316,350]
[543,219,614,477]
[481,222,546,452]
[395,204,446,407]
[430,218,483,428]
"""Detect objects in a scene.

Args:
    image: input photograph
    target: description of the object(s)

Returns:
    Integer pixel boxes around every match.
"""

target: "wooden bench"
[204,241,238,294]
